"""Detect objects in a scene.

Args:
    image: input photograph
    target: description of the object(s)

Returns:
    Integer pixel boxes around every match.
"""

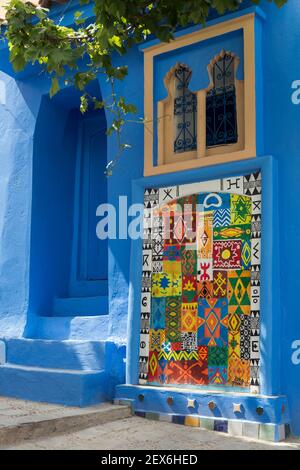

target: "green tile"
[228,420,243,436]
[259,424,276,442]
[158,413,173,423]
[200,417,214,431]
[243,422,259,439]
[145,412,159,421]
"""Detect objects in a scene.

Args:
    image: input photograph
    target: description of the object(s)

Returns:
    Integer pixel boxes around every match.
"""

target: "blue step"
[0,338,126,406]
[5,338,106,371]
[53,296,108,316]
[0,363,109,407]
[27,315,109,340]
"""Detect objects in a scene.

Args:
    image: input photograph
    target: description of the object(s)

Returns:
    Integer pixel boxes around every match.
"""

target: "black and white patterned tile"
[141,292,151,314]
[222,175,244,194]
[142,249,152,273]
[250,358,260,387]
[139,356,149,382]
[251,286,260,312]
[240,314,251,360]
[251,238,261,265]
[251,194,262,216]
[158,186,178,205]
[244,171,262,196]
[144,188,159,208]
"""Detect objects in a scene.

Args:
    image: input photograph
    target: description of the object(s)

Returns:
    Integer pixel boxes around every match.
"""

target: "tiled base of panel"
[115,398,290,442]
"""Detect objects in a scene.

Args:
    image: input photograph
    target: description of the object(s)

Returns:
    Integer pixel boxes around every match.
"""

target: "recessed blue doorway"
[27,83,108,323]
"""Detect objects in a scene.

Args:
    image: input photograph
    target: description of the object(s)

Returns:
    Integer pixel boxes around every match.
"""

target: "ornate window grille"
[173,64,197,154]
[206,52,238,147]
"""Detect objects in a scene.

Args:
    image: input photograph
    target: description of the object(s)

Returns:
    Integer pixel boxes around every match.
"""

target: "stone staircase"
[0,336,126,406]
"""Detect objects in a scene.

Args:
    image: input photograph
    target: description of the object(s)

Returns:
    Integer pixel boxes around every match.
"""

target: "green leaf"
[4,0,288,175]
[117,96,137,115]
[108,35,123,48]
[11,53,26,72]
[94,99,105,110]
[74,10,86,25]
[80,94,88,113]
[50,77,59,98]
[74,11,83,19]
[74,72,96,90]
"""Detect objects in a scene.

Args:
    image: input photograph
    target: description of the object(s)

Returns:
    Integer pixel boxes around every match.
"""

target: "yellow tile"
[184,416,200,427]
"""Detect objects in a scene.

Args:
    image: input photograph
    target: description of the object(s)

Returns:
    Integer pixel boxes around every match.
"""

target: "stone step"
[0,363,109,407]
[27,314,109,340]
[0,401,132,448]
[0,337,126,407]
[53,295,108,316]
[4,338,106,371]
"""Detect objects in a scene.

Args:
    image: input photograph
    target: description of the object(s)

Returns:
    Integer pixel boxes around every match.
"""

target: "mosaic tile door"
[139,173,261,392]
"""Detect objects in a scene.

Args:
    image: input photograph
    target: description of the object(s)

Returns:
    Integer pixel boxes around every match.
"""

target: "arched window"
[173,64,197,154]
[206,51,238,147]
[145,15,256,176]
[157,62,198,166]
[157,52,244,168]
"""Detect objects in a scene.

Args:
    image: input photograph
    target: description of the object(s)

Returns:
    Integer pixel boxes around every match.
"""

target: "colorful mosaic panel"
[139,175,262,391]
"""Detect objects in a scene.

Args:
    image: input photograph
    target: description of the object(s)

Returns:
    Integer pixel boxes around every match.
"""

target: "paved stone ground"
[6,417,300,450]
[0,396,131,448]
[0,397,82,421]
[1,397,299,450]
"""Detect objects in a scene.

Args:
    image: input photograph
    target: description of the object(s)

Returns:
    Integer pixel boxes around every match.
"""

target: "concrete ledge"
[0,402,132,448]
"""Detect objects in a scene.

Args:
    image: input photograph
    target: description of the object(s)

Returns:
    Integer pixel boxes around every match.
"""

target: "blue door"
[70,110,108,297]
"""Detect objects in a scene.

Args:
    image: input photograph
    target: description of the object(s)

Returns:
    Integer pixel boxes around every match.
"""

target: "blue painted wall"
[97,45,145,340]
[0,72,40,337]
[260,0,300,436]
[0,0,300,433]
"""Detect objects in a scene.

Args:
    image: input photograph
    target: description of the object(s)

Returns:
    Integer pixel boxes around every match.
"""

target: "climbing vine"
[1,0,287,173]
